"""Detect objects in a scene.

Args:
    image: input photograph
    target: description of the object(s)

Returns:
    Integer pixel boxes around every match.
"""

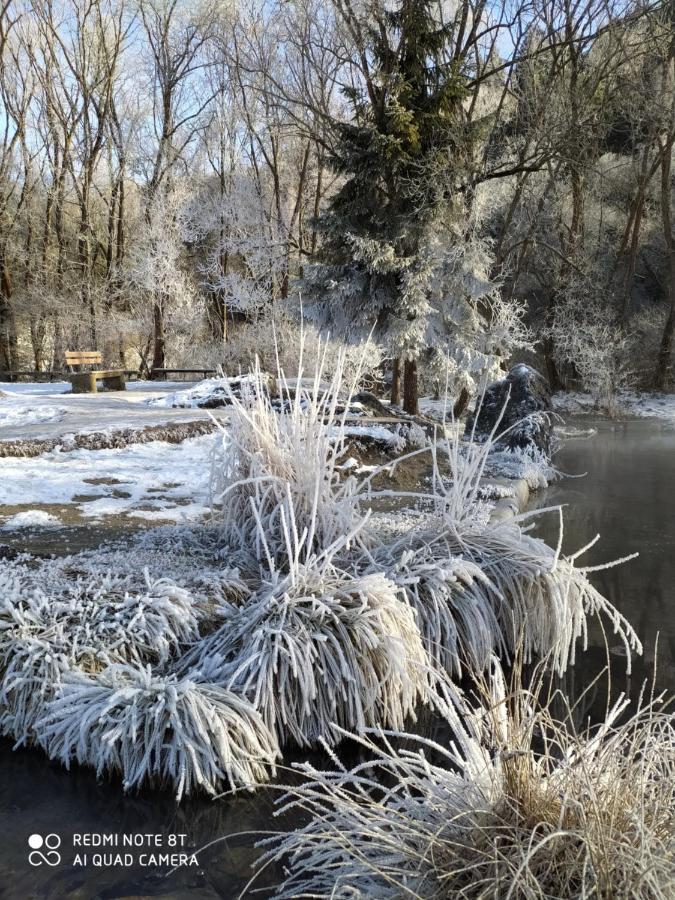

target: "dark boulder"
[466,364,553,454]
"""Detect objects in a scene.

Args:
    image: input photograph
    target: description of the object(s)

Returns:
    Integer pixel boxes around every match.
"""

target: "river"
[1,415,673,898]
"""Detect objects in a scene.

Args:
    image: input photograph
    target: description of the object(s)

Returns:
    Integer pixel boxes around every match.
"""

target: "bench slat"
[66,351,102,364]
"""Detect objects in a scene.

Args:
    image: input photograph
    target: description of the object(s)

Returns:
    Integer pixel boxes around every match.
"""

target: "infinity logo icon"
[28,833,62,867]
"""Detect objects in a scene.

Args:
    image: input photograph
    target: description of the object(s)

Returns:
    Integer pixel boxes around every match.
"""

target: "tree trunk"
[151,302,166,375]
[403,358,418,415]
[542,335,564,392]
[52,317,64,371]
[656,308,675,390]
[653,69,674,389]
[453,387,471,419]
[391,357,401,405]
[0,251,17,371]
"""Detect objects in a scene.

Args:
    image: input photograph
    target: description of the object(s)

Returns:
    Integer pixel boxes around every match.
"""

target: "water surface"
[532,417,675,716]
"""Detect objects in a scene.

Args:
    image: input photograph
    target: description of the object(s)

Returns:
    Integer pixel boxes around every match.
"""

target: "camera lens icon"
[28,833,62,866]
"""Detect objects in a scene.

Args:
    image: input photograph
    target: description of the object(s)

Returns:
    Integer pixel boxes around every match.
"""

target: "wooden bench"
[66,351,126,394]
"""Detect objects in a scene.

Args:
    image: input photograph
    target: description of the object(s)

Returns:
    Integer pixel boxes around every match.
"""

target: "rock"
[198,373,277,408]
[466,364,552,454]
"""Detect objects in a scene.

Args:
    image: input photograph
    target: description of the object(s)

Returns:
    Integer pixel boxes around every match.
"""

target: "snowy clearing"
[0,380,229,442]
[0,434,214,525]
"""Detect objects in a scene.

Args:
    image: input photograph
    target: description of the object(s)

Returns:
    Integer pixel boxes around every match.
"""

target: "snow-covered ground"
[553,390,675,422]
[0,434,215,527]
[0,380,229,441]
[0,510,62,530]
[0,396,67,427]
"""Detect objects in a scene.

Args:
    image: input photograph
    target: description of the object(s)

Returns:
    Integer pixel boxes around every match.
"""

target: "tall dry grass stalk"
[209,344,375,570]
[259,659,675,899]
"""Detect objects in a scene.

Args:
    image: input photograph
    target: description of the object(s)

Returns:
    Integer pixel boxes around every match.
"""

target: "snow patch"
[0,398,67,427]
[0,434,214,522]
[0,381,71,395]
[1,510,62,530]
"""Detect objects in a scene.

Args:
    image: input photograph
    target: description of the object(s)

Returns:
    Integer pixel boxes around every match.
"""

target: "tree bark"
[151,303,166,375]
[653,48,675,390]
[0,249,17,371]
[390,356,401,405]
[453,387,471,419]
[403,357,418,415]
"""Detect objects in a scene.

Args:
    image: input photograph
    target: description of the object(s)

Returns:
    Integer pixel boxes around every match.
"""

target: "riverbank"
[2,377,669,899]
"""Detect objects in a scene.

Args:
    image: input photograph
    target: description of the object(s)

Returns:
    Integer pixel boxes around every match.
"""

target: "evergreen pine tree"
[303,0,467,413]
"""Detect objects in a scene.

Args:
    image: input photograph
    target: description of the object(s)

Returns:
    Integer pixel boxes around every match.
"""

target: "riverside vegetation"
[0,344,671,898]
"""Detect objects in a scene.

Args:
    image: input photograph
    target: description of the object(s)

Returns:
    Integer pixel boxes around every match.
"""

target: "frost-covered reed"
[261,661,675,900]
[38,664,279,800]
[0,559,205,746]
[390,410,642,676]
[209,343,378,569]
[183,557,430,745]
[372,538,501,676]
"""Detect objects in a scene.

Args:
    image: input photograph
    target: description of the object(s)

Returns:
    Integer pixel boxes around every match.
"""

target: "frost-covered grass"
[361,414,640,679]
[209,348,379,568]
[0,558,203,744]
[182,558,430,746]
[483,445,558,490]
[261,661,675,900]
[39,664,278,801]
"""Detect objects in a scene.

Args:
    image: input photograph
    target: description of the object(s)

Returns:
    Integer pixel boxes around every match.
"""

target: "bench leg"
[101,375,126,391]
[70,373,98,393]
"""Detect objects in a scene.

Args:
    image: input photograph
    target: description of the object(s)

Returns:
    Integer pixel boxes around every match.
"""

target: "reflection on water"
[533,417,675,721]
[0,736,301,899]
[1,416,673,897]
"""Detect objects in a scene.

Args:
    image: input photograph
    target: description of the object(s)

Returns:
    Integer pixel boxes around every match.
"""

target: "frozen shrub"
[373,539,502,676]
[183,560,430,746]
[38,663,279,800]
[0,559,205,748]
[0,562,201,668]
[261,661,675,900]
[0,635,73,745]
[210,349,375,569]
[436,523,640,675]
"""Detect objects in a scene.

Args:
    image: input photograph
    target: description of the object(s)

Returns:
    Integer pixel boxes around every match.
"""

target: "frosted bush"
[435,523,640,675]
[485,445,559,490]
[182,561,430,746]
[38,663,279,800]
[0,557,206,749]
[373,540,502,676]
[0,562,201,668]
[261,662,675,900]
[210,348,375,569]
[548,289,636,411]
[0,635,73,745]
